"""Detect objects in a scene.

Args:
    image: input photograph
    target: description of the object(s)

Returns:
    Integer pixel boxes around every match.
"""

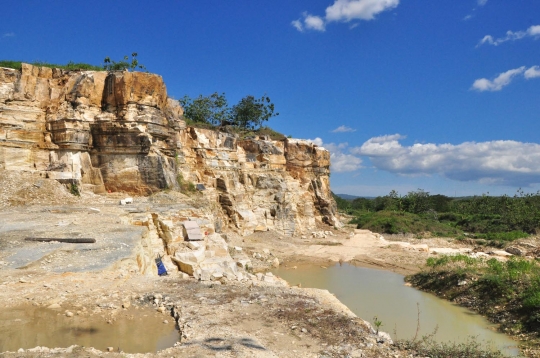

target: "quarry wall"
[0,64,339,235]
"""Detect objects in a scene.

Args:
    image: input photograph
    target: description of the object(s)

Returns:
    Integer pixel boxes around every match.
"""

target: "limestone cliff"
[0,64,339,235]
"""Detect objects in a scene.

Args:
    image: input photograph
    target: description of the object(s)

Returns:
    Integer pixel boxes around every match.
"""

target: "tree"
[231,95,279,130]
[403,189,431,214]
[179,92,231,126]
[103,53,146,71]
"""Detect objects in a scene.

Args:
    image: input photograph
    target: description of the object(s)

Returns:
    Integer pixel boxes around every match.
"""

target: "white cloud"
[471,66,526,92]
[529,25,540,36]
[307,138,362,172]
[292,12,325,32]
[331,125,357,133]
[471,66,540,91]
[2,32,15,38]
[525,66,540,79]
[305,14,326,31]
[351,135,540,186]
[478,25,540,46]
[325,0,399,22]
[291,20,304,32]
[293,0,399,32]
[477,0,488,6]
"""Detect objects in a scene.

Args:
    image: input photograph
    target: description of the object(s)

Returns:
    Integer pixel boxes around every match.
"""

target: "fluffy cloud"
[525,66,540,79]
[293,0,398,32]
[477,0,488,6]
[478,25,540,46]
[471,67,526,91]
[351,135,540,186]
[291,13,326,32]
[307,138,362,172]
[472,66,540,91]
[331,125,357,133]
[305,14,326,31]
[325,0,399,22]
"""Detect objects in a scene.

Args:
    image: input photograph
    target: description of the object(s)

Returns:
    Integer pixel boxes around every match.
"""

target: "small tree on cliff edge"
[180,93,279,130]
[231,95,279,130]
[180,92,230,126]
[103,53,146,71]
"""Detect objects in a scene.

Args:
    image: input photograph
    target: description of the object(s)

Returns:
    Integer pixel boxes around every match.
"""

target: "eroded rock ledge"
[0,64,338,236]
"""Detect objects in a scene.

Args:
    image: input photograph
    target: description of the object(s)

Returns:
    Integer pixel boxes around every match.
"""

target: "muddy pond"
[0,306,179,353]
[274,263,519,356]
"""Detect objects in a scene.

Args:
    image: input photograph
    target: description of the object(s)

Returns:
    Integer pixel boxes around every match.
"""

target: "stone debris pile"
[172,233,239,281]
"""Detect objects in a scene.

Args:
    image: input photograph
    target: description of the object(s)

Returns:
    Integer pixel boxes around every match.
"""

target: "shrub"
[177,174,196,193]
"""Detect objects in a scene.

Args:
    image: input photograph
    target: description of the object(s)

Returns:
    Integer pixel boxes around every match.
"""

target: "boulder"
[490,250,513,257]
[506,246,526,256]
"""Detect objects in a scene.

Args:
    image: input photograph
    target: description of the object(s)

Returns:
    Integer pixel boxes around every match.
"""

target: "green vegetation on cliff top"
[0,60,103,71]
[0,59,285,139]
[0,54,147,72]
[180,92,280,134]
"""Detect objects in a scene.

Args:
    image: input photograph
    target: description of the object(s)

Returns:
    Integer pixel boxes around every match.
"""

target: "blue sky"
[2,0,540,197]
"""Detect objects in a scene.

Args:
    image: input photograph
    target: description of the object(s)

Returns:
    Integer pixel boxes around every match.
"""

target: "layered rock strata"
[0,64,339,236]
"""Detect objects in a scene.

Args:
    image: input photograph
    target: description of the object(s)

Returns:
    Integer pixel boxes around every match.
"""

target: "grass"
[0,60,104,71]
[396,335,507,358]
[176,173,196,193]
[408,255,540,349]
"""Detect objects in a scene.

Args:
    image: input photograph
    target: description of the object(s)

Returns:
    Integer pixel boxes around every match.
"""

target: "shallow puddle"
[0,306,179,353]
[274,263,520,356]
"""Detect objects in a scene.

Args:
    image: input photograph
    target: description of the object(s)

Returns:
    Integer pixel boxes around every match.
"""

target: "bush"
[410,253,540,344]
[69,183,80,196]
[475,231,529,242]
[350,210,460,236]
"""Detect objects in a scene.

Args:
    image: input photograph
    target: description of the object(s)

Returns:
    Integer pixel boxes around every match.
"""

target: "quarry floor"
[0,172,482,357]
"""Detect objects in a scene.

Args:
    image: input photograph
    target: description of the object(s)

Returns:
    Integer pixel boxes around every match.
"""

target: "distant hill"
[334,193,375,200]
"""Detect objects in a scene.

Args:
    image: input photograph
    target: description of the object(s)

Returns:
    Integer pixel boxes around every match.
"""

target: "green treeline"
[334,189,540,241]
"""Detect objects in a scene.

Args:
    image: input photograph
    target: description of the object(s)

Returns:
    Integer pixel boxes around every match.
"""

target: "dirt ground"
[0,172,520,357]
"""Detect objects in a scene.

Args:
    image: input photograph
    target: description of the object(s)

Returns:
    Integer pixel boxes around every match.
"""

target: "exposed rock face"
[0,64,339,235]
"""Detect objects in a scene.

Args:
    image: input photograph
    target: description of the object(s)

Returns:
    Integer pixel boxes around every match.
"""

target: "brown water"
[274,263,520,356]
[0,306,179,353]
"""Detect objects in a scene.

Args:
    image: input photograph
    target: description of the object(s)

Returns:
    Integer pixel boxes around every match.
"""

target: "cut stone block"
[182,221,203,241]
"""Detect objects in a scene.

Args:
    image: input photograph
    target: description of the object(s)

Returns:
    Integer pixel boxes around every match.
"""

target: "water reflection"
[274,263,519,356]
[0,306,179,353]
